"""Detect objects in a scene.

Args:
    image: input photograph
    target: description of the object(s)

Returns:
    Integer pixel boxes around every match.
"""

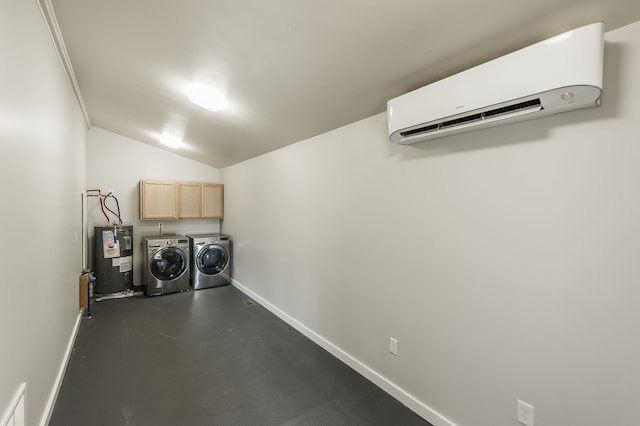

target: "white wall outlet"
[517,399,534,426]
[389,337,398,356]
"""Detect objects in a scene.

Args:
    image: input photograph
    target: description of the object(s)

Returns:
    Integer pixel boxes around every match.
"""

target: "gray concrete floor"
[50,285,430,425]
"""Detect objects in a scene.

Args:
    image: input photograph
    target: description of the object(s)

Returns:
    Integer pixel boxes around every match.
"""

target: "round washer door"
[197,244,229,276]
[150,247,188,281]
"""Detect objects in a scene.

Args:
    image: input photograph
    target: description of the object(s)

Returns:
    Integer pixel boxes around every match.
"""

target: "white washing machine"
[187,233,231,290]
[143,235,190,296]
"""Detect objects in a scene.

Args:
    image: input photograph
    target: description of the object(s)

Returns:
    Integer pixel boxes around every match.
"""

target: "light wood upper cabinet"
[139,180,177,220]
[140,180,223,220]
[202,183,224,218]
[177,182,224,219]
[177,183,202,218]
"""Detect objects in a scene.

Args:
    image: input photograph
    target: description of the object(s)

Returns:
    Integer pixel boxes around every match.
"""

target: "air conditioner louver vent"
[400,98,543,139]
[483,98,541,117]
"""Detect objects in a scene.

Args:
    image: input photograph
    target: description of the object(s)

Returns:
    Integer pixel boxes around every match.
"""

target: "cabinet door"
[139,180,177,219]
[202,183,224,218]
[177,183,202,218]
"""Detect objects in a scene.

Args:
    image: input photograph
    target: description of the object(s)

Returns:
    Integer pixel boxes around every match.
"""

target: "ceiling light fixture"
[159,129,183,149]
[187,83,228,112]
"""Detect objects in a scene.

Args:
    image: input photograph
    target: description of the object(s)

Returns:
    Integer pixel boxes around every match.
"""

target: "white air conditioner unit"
[387,22,604,144]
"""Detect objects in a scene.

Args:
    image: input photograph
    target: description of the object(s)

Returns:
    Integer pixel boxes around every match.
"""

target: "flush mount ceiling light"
[187,83,228,112]
[159,129,183,149]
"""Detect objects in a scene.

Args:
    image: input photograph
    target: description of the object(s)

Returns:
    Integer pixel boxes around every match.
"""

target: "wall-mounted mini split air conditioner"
[387,22,605,144]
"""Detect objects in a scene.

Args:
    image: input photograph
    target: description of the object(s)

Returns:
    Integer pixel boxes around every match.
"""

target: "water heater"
[93,226,133,294]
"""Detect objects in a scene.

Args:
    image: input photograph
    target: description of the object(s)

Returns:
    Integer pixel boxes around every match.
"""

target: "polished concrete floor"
[50,285,430,426]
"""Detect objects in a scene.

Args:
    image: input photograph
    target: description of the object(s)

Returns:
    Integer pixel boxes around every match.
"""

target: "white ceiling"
[50,0,640,169]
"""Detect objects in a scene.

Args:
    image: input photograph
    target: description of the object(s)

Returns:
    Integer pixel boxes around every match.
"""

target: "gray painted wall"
[0,1,87,424]
[221,22,640,426]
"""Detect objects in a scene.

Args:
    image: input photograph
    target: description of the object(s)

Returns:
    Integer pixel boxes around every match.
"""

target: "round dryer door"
[197,244,229,276]
[150,247,188,281]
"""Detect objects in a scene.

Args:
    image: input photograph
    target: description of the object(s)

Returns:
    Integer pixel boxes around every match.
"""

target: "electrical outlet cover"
[389,337,398,356]
[517,399,534,426]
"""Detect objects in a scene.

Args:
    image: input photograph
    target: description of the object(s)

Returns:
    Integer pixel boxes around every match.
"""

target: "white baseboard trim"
[40,309,83,426]
[1,382,26,426]
[231,279,456,426]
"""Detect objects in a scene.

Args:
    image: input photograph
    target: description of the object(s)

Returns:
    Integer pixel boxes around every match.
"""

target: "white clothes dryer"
[187,233,231,290]
[143,235,190,296]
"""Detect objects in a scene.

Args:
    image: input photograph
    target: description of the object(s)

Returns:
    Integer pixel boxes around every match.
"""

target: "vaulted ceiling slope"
[50,0,640,168]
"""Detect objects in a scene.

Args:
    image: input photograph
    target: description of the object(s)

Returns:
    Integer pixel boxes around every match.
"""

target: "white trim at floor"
[231,279,456,426]
[40,310,83,426]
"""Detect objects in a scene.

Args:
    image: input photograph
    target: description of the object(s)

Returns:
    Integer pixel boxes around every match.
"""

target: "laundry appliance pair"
[142,233,231,296]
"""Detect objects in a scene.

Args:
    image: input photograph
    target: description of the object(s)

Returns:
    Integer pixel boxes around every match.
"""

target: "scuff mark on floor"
[121,405,134,425]
[154,329,188,342]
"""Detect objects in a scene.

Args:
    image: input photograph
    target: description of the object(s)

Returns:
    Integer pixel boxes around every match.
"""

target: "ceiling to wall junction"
[50,0,640,168]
